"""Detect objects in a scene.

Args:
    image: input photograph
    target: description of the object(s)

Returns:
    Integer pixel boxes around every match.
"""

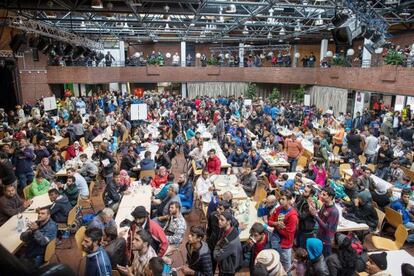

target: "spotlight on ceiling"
[91,0,103,9]
[279,28,286,36]
[226,1,237,13]
[242,26,249,35]
[267,32,273,39]
[315,15,324,26]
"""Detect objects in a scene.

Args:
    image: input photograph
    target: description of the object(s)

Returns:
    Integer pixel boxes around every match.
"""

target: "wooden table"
[344,169,393,190]
[203,140,231,168]
[144,124,160,140]
[336,204,369,232]
[115,184,152,233]
[235,199,261,242]
[358,250,414,276]
[27,193,52,210]
[196,124,213,140]
[0,212,39,253]
[258,149,290,168]
[278,128,293,137]
[211,174,248,200]
[139,142,159,160]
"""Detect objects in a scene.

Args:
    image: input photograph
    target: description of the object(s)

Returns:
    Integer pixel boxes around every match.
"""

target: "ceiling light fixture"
[315,15,324,26]
[91,0,103,9]
[267,32,273,39]
[226,1,236,13]
[242,26,249,35]
[279,27,286,35]
[80,21,86,27]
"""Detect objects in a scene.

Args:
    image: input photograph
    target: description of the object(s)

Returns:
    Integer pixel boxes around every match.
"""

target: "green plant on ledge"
[292,85,305,103]
[332,55,346,66]
[207,57,219,66]
[245,83,257,99]
[268,87,280,104]
[384,49,404,65]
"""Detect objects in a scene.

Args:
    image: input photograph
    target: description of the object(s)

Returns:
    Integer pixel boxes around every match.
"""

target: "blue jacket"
[140,158,155,170]
[390,199,411,224]
[13,147,35,173]
[85,246,112,276]
[179,180,194,210]
[227,151,248,167]
[20,218,57,259]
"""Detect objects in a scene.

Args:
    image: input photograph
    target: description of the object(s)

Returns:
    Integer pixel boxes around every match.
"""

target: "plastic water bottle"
[17,213,24,233]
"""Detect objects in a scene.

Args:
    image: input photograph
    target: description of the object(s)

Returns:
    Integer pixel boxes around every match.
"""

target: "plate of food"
[216,182,227,187]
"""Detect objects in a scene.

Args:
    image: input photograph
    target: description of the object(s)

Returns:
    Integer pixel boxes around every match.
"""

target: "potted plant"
[332,55,346,67]
[245,83,257,99]
[384,49,404,66]
[292,85,305,103]
[207,57,219,66]
[268,87,280,104]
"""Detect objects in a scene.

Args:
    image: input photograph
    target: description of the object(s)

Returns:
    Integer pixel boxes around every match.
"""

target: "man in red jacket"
[206,149,221,175]
[268,190,298,275]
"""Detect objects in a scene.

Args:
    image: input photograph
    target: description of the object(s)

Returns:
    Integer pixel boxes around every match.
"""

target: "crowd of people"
[0,90,414,276]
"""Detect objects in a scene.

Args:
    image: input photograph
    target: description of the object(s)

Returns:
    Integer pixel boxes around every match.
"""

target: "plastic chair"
[75,226,86,257]
[384,206,404,228]
[372,224,408,250]
[43,239,56,266]
[367,163,376,173]
[23,184,31,200]
[358,155,367,165]
[57,137,69,149]
[374,207,386,234]
[333,146,340,156]
[139,170,156,179]
[339,163,351,179]
[296,156,308,172]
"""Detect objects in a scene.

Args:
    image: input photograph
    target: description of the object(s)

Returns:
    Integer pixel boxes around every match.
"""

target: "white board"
[131,103,148,121]
[244,99,252,106]
[43,96,57,111]
[304,94,310,106]
[394,95,405,112]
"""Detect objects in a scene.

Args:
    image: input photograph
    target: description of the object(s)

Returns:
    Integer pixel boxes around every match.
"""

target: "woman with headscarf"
[305,238,329,276]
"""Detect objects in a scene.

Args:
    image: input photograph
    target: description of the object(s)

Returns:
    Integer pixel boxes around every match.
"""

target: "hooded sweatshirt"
[50,194,72,223]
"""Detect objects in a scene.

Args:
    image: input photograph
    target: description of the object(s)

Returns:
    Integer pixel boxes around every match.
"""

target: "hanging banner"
[44,96,57,111]
[304,94,311,106]
[353,91,364,118]
[394,95,406,112]
[131,103,148,121]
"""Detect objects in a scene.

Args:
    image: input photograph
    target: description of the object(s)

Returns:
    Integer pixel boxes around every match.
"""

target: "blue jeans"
[17,171,34,190]
[288,157,298,172]
[279,248,292,276]
[404,222,414,243]
[375,167,389,179]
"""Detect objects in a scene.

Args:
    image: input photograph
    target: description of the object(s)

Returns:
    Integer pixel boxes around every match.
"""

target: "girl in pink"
[312,162,327,187]
[119,170,131,189]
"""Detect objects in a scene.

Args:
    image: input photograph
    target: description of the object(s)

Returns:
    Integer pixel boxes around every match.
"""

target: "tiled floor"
[50,152,413,275]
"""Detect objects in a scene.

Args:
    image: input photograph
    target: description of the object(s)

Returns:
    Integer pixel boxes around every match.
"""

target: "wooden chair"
[191,160,203,178]
[139,170,156,179]
[367,163,376,173]
[374,208,386,234]
[77,194,94,213]
[333,146,340,156]
[75,226,86,257]
[79,137,87,148]
[90,190,105,212]
[254,185,267,209]
[112,270,121,276]
[57,137,69,149]
[61,150,68,160]
[384,206,404,229]
[43,239,57,266]
[23,184,31,200]
[371,224,408,250]
[339,163,351,179]
[296,156,308,172]
[122,129,129,143]
[358,155,367,165]
[401,166,414,183]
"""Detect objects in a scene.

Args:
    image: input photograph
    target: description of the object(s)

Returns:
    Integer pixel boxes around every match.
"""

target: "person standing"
[309,186,339,256]
[268,190,298,274]
[284,134,304,172]
[12,138,35,190]
[105,51,115,67]
[375,140,393,179]
[295,185,318,248]
[82,227,112,276]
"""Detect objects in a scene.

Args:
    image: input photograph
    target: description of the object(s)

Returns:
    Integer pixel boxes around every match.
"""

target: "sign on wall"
[43,96,57,111]
[353,91,364,118]
[394,95,406,112]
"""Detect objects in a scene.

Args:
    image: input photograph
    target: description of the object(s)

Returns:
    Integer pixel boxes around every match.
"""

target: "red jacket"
[207,156,221,175]
[151,173,168,188]
[65,145,83,160]
[269,206,298,249]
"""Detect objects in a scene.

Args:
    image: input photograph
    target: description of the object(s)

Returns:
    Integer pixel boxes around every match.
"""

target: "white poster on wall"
[407,96,414,111]
[131,104,148,120]
[43,96,57,111]
[244,99,252,106]
[394,95,406,112]
[353,91,364,118]
[304,94,310,106]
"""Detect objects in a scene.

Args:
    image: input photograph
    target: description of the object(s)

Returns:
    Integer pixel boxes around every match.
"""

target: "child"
[288,248,307,276]
[312,162,327,187]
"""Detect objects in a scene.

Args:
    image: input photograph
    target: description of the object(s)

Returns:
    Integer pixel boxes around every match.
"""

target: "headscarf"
[119,170,131,187]
[306,238,323,261]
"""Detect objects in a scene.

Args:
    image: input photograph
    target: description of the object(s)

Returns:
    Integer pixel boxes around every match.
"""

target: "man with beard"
[117,230,157,276]
[0,184,32,226]
[82,227,112,276]
[126,206,168,259]
[177,174,193,214]
[295,185,318,248]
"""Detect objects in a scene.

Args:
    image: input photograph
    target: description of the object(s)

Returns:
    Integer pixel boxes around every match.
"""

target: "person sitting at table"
[28,173,50,199]
[341,145,358,164]
[394,174,412,190]
[49,149,64,173]
[152,184,181,223]
[180,225,213,276]
[127,206,168,258]
[78,153,98,183]
[140,150,156,171]
[65,141,83,160]
[245,222,281,273]
[177,174,193,214]
[89,208,117,230]
[240,166,257,197]
[20,207,57,267]
[189,142,205,170]
[163,202,186,251]
[375,140,394,179]
[103,225,127,269]
[150,166,169,189]
[257,194,277,224]
[0,151,17,190]
[365,252,391,276]
[154,174,174,201]
[206,149,221,175]
[196,169,214,205]
[386,160,405,183]
[35,156,55,182]
[66,167,89,199]
[357,167,375,191]
[82,227,112,276]
[120,148,139,178]
[343,190,378,232]
[370,180,391,210]
[402,263,414,276]
[247,148,263,175]
[104,173,122,211]
[390,189,414,243]
[95,142,117,186]
[57,176,79,207]
[207,190,233,217]
[155,148,172,170]
[0,184,32,226]
[227,146,248,175]
[47,188,71,223]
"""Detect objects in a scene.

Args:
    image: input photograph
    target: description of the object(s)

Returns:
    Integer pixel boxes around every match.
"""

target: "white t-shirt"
[196,177,212,203]
[365,135,379,155]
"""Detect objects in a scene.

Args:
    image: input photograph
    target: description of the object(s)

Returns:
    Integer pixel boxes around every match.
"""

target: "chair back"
[61,150,68,160]
[112,270,121,276]
[44,239,56,265]
[339,163,351,178]
[67,206,78,226]
[23,185,31,200]
[333,146,340,156]
[254,185,267,209]
[79,137,87,148]
[374,208,386,233]
[122,130,129,143]
[140,170,156,179]
[384,206,404,228]
[367,164,376,173]
[296,156,308,171]
[358,155,367,165]
[75,226,86,256]
[89,181,96,196]
[57,137,70,149]
[394,224,409,249]
[400,166,414,183]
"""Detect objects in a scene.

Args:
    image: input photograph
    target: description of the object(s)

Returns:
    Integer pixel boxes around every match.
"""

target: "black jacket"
[186,241,213,276]
[105,237,127,268]
[345,202,378,231]
[213,226,243,274]
[120,155,136,172]
[0,160,17,186]
[296,195,316,234]
[95,151,116,176]
[104,181,121,206]
[50,195,72,223]
[306,255,330,276]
